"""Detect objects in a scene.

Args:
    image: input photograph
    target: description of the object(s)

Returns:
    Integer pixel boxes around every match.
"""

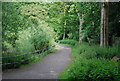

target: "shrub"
[65,58,119,81]
[77,43,119,59]
[2,46,55,70]
[59,43,120,80]
[58,39,78,46]
[2,19,55,70]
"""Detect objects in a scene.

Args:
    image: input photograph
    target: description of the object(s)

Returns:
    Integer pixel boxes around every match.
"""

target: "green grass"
[59,42,120,81]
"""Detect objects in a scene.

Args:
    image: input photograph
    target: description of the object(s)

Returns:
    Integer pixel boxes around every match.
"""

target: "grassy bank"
[59,42,120,81]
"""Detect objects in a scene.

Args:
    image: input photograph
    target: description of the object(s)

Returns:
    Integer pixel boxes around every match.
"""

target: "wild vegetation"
[2,2,55,70]
[59,41,120,80]
[2,1,120,80]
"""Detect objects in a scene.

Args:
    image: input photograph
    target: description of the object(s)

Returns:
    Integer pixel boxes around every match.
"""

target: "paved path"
[2,45,71,79]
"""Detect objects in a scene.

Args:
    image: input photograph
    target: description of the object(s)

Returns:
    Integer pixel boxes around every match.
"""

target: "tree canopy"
[2,2,120,52]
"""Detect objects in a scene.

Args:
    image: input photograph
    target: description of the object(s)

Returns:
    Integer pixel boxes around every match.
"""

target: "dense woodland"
[2,1,120,80]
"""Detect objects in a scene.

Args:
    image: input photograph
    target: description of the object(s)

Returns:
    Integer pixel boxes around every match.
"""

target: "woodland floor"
[2,45,71,79]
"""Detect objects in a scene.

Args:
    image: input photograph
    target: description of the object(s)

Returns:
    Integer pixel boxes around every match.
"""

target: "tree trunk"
[63,20,66,39]
[100,2,109,47]
[63,4,66,40]
[77,13,83,43]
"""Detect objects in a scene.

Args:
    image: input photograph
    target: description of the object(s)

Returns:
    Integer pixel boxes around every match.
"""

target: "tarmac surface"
[2,45,71,79]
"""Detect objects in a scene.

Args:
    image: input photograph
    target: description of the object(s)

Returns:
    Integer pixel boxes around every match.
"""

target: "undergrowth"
[59,42,120,81]
[2,47,56,71]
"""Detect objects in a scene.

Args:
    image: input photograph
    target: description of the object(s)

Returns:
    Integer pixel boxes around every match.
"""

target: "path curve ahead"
[2,45,71,79]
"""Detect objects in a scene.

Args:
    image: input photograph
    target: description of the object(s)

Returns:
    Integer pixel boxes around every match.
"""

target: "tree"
[77,13,83,43]
[2,2,28,50]
[100,1,109,47]
[63,3,67,39]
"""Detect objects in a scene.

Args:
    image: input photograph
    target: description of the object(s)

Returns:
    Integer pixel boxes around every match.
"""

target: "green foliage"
[2,47,54,70]
[77,43,119,59]
[49,2,120,46]
[49,2,101,42]
[2,2,29,50]
[2,2,120,74]
[2,2,55,70]
[65,58,119,81]
[48,2,79,40]
[58,39,78,46]
[59,43,120,80]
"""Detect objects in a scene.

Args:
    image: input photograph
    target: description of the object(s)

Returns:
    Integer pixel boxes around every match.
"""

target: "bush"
[58,39,78,46]
[59,43,120,80]
[77,43,119,59]
[67,58,119,81]
[2,19,55,70]
[2,46,55,70]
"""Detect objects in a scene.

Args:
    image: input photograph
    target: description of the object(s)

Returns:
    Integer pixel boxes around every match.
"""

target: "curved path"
[2,45,71,79]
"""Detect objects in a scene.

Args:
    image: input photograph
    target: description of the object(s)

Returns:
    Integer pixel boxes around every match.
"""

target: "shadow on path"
[2,44,71,79]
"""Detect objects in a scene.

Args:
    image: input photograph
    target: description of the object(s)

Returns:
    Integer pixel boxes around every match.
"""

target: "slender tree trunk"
[63,4,66,40]
[63,20,66,39]
[77,13,83,43]
[100,2,109,47]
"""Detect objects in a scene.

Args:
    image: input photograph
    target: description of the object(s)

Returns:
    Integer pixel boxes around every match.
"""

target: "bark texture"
[77,13,83,43]
[100,2,109,47]
[63,20,66,39]
[63,4,66,39]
